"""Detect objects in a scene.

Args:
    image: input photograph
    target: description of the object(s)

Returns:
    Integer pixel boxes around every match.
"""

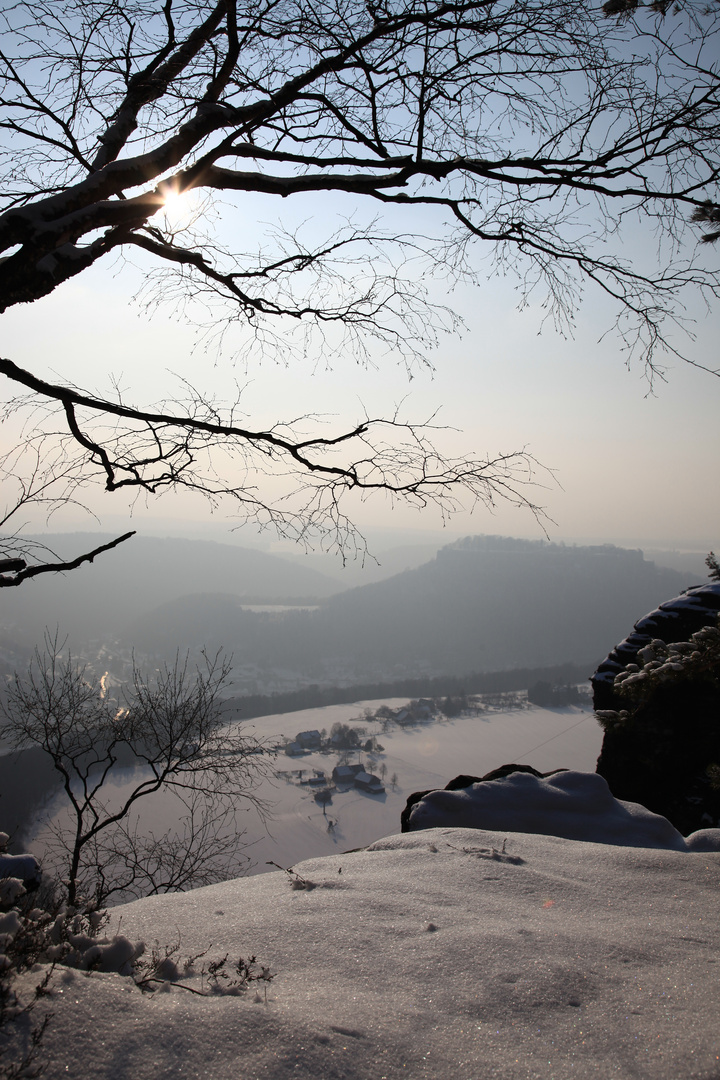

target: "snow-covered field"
[242,699,603,872]
[29,699,604,877]
[14,820,720,1080]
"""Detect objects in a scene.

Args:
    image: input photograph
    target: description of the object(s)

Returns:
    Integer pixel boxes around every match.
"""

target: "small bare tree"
[0,639,267,906]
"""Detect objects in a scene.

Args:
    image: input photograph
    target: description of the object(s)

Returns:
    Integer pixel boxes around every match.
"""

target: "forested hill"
[0,533,341,643]
[124,537,698,685]
[314,537,695,674]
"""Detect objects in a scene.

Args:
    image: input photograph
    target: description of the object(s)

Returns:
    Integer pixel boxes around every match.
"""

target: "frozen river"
[28,696,604,888]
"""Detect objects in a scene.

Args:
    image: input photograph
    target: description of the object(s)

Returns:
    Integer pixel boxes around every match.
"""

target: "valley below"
[26,692,603,890]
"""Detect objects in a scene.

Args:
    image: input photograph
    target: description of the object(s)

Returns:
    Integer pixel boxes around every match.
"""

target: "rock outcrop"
[591,582,720,709]
[592,582,720,834]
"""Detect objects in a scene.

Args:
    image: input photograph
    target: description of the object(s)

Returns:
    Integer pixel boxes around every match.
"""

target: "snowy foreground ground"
[17,710,720,1078]
[18,792,720,1079]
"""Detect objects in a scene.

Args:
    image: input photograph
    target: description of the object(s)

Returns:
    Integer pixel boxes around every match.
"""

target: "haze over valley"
[0,532,703,700]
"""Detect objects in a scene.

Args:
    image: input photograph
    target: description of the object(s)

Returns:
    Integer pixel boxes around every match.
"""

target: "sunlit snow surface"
[20,825,720,1080]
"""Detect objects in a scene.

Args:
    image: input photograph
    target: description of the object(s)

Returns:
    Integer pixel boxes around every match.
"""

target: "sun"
[159,186,194,232]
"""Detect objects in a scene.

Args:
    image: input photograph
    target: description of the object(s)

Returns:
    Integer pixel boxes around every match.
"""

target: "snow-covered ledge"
[12,799,720,1079]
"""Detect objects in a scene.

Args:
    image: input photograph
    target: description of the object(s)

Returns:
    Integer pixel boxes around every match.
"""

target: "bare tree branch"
[0,358,551,556]
[0,0,717,564]
[0,531,136,588]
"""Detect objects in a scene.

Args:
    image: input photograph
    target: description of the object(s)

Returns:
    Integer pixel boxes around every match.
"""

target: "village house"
[295,729,322,749]
[303,771,327,786]
[353,771,385,794]
[331,763,366,785]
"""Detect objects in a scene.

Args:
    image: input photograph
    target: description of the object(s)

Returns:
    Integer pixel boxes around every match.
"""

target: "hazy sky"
[2,188,719,554]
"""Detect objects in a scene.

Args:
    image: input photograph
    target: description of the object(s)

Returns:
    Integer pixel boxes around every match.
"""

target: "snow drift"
[403,770,720,851]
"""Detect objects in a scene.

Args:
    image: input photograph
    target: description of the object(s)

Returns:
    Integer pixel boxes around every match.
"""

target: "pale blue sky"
[2,189,719,553]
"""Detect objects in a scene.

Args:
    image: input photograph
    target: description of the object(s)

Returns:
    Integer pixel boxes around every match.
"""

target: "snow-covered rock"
[591,581,720,703]
[591,583,720,835]
[403,770,720,850]
[0,853,41,889]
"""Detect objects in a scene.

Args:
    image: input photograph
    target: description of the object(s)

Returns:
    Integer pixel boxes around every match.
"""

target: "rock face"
[591,582,720,835]
[591,582,720,709]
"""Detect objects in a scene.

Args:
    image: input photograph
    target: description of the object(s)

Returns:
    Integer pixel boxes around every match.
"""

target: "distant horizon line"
[22,523,716,555]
